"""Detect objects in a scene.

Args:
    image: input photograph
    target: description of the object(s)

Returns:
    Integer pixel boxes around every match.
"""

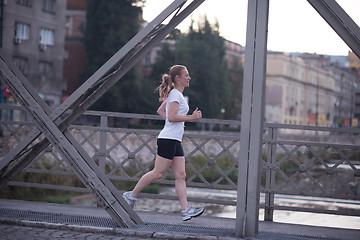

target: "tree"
[177,17,231,119]
[146,30,182,111]
[149,17,235,119]
[150,42,177,87]
[82,0,146,113]
[226,58,243,120]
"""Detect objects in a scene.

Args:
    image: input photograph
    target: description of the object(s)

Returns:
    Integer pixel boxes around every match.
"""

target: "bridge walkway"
[0,199,359,240]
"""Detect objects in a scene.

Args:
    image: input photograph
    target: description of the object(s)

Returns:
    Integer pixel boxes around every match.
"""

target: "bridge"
[1,0,360,239]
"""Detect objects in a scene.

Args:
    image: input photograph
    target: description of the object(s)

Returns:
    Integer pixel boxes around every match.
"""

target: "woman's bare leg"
[172,156,188,211]
[131,155,172,198]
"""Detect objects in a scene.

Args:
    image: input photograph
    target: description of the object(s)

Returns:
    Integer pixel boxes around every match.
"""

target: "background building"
[266,53,335,127]
[1,2,358,127]
[349,52,360,125]
[224,40,244,69]
[299,53,358,127]
[2,0,66,107]
[349,52,360,69]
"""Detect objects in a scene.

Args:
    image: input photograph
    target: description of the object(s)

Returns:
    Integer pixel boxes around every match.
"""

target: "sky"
[142,0,360,56]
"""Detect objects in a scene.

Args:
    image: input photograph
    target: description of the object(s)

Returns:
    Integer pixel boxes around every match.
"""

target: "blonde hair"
[155,65,186,101]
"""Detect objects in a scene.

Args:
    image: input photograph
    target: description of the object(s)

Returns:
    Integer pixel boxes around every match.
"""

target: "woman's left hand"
[191,107,202,120]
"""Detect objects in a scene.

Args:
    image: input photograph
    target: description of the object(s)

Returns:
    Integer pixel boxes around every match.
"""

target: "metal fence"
[262,123,360,220]
[1,104,359,220]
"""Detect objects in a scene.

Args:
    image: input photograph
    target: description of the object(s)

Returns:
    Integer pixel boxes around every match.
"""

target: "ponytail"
[155,74,173,102]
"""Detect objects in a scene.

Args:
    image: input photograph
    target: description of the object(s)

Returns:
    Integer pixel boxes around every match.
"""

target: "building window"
[40,28,54,46]
[13,57,29,75]
[39,61,53,78]
[42,0,56,13]
[16,0,32,7]
[15,22,30,40]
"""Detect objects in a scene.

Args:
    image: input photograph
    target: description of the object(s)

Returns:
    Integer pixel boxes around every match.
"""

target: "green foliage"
[0,185,75,204]
[82,0,152,113]
[142,184,161,194]
[121,182,160,194]
[306,149,314,159]
[82,4,241,118]
[149,42,177,102]
[83,0,143,77]
[349,149,360,161]
[43,195,72,204]
[149,17,233,119]
[151,42,177,79]
[226,58,243,119]
[148,41,178,108]
[278,156,299,176]
[187,154,238,186]
[0,158,85,202]
[178,17,231,119]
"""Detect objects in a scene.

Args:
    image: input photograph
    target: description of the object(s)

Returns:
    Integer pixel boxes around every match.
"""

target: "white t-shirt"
[158,89,189,142]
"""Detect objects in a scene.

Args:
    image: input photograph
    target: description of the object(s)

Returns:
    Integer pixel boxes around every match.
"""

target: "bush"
[187,154,237,186]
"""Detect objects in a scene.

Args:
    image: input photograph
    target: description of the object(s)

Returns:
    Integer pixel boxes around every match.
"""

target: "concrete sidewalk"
[0,199,359,240]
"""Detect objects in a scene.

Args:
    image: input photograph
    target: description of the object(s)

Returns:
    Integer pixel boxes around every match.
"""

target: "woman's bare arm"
[157,100,167,120]
[167,102,202,122]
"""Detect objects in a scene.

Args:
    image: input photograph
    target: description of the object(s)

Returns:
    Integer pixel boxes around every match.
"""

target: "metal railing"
[1,104,359,220]
[262,123,360,220]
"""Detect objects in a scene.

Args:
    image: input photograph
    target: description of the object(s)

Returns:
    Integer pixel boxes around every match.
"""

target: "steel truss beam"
[0,0,205,228]
[0,0,189,179]
[307,0,360,58]
[3,0,358,236]
[0,54,140,227]
[235,0,269,237]
[0,0,200,178]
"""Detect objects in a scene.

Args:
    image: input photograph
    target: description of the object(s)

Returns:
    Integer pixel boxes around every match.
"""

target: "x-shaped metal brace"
[0,0,205,228]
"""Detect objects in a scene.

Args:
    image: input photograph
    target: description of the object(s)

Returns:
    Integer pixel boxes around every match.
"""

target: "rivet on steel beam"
[326,168,334,175]
[208,158,216,166]
[299,164,307,172]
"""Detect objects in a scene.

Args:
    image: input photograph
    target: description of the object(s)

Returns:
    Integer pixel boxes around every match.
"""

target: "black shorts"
[157,138,184,160]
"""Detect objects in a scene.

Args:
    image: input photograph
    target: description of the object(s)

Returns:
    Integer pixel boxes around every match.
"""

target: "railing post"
[99,114,108,173]
[356,174,360,199]
[264,126,277,221]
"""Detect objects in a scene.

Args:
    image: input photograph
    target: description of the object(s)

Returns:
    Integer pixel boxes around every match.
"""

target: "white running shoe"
[122,191,137,208]
[181,205,205,221]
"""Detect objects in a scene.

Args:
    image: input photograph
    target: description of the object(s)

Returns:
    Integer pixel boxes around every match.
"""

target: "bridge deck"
[0,199,359,240]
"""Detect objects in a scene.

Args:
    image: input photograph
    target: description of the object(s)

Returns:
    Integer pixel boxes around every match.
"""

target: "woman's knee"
[175,171,186,181]
[153,170,166,180]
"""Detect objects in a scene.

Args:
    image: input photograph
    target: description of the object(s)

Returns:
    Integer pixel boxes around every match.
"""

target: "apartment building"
[349,52,360,69]
[2,0,66,107]
[349,52,360,125]
[266,53,335,127]
[328,64,357,127]
[224,39,244,69]
[300,53,359,127]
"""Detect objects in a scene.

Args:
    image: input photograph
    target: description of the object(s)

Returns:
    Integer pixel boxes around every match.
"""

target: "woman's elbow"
[168,116,176,122]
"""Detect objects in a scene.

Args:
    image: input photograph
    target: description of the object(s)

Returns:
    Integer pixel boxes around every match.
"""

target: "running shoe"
[181,205,204,221]
[122,191,137,208]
